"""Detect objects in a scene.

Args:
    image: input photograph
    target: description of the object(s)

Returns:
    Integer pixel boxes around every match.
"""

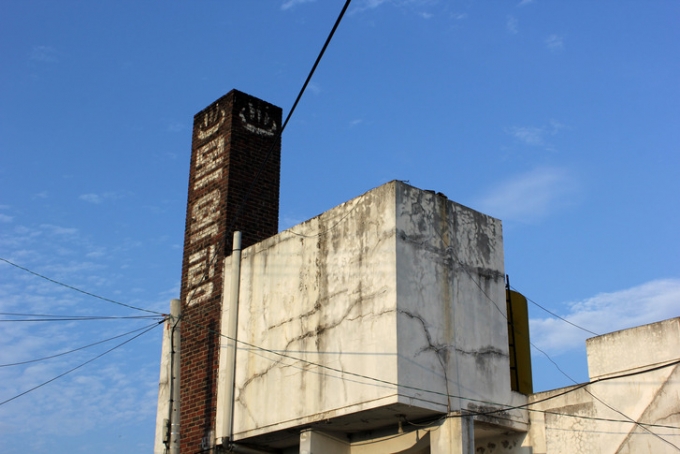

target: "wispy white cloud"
[476,167,579,223]
[507,126,545,146]
[506,15,518,34]
[281,0,316,10]
[40,224,79,236]
[530,279,680,355]
[353,0,436,14]
[307,82,321,95]
[86,247,107,259]
[166,122,185,133]
[79,192,123,204]
[29,46,59,63]
[518,0,535,6]
[0,214,13,223]
[0,243,163,444]
[281,215,305,231]
[362,0,391,9]
[506,119,565,149]
[80,194,104,204]
[545,34,564,52]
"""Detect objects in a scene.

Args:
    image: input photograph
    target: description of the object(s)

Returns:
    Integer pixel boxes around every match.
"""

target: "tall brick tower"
[179,90,282,453]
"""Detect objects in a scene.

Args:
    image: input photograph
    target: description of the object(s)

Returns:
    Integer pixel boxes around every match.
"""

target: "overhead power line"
[182,316,680,433]
[0,314,161,322]
[0,312,160,318]
[0,319,164,407]
[185,0,352,307]
[0,322,164,368]
[0,257,164,316]
[451,260,677,449]
[510,284,600,337]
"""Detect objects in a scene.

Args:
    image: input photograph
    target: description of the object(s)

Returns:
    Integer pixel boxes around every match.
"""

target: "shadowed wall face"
[179,90,281,453]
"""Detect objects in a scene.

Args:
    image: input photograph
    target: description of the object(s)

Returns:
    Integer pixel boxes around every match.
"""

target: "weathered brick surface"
[178,90,281,453]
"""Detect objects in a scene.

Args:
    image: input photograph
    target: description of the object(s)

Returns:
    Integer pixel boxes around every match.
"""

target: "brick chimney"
[178,90,282,453]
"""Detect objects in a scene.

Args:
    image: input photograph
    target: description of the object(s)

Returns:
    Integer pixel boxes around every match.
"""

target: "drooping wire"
[584,385,679,450]
[506,283,680,449]
[0,319,164,407]
[183,316,680,432]
[0,322,165,368]
[444,246,586,382]
[0,257,164,316]
[0,314,162,322]
[510,285,600,337]
[184,0,353,307]
[443,248,679,449]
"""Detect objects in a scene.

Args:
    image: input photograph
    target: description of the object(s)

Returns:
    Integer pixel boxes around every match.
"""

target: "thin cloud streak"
[506,120,565,149]
[475,167,579,223]
[546,34,564,52]
[29,46,59,63]
[352,0,435,14]
[79,192,124,204]
[508,126,545,146]
[281,0,316,10]
[530,279,680,355]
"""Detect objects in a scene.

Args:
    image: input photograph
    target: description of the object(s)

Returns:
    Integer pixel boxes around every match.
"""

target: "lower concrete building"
[524,317,680,454]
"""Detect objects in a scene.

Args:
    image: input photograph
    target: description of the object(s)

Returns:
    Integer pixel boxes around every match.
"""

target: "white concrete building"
[525,317,680,453]
[155,180,680,453]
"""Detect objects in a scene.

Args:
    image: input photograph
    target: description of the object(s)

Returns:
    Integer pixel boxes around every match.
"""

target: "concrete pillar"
[299,429,350,454]
[430,415,474,454]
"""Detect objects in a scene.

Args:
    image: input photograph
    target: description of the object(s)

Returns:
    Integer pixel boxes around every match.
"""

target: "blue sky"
[1,1,678,452]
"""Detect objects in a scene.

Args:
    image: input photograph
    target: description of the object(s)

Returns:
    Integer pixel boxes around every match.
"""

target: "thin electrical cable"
[470,276,680,450]
[0,312,160,318]
[280,0,352,134]
[510,284,600,337]
[449,256,679,448]
[0,257,164,316]
[349,425,440,447]
[186,317,680,431]
[0,319,164,407]
[583,386,680,451]
[474,359,680,430]
[531,409,680,431]
[187,192,679,441]
[184,0,352,308]
[446,250,581,385]
[0,315,162,322]
[0,321,164,367]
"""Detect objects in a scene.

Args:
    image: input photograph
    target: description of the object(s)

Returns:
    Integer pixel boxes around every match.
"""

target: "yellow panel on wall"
[506,290,533,395]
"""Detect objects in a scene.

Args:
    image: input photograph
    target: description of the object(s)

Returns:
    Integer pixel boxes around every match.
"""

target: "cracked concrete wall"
[223,182,401,441]
[218,181,525,443]
[394,185,514,416]
[587,317,680,381]
[524,317,680,453]
[474,433,527,454]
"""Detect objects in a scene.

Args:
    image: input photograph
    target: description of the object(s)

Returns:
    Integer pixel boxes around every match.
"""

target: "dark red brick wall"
[179,90,281,453]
